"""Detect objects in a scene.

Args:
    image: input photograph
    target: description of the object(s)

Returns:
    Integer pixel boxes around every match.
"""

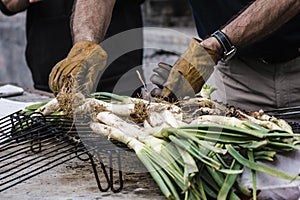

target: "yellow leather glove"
[150,38,219,101]
[49,41,107,96]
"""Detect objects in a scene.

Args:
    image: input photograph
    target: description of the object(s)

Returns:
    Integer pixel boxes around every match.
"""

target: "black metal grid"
[0,111,124,193]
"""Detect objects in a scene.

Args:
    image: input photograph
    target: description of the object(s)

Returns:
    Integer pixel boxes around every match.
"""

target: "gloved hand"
[150,38,220,101]
[49,41,107,96]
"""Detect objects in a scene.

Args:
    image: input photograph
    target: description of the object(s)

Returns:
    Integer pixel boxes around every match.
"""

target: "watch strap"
[211,30,237,61]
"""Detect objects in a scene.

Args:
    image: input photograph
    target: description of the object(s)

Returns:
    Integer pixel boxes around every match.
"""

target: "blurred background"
[0,0,197,89]
[0,12,32,87]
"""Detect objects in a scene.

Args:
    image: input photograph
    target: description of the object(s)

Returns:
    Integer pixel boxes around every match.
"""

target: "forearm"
[201,0,300,56]
[1,0,29,12]
[71,0,116,44]
[222,0,300,48]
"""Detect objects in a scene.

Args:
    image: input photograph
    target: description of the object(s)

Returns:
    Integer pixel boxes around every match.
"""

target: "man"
[150,1,300,199]
[151,0,300,120]
[0,0,144,97]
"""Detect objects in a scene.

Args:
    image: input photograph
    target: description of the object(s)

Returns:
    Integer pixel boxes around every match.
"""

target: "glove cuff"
[69,41,106,58]
[183,38,220,64]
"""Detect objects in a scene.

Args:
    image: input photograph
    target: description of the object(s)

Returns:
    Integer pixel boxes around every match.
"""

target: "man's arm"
[201,0,300,55]
[71,0,116,44]
[49,0,115,96]
[150,0,300,99]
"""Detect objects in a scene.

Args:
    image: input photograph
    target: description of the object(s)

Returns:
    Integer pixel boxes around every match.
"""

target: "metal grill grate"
[0,111,124,193]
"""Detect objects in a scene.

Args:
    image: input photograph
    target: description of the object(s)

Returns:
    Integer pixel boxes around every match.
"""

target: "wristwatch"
[211,30,237,62]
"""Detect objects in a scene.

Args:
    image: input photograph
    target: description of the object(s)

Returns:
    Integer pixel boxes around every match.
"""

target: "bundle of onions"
[24,92,300,200]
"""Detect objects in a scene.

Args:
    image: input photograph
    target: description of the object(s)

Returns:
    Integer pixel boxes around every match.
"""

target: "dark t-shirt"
[25,0,74,91]
[0,0,144,94]
[189,0,300,62]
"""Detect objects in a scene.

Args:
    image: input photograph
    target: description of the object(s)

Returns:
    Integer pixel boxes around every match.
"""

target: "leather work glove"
[49,41,107,96]
[150,38,219,101]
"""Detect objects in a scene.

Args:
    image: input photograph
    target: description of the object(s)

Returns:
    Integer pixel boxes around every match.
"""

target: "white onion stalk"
[192,115,249,129]
[95,110,178,146]
[35,98,60,116]
[137,99,182,114]
[181,97,226,111]
[250,110,293,133]
[236,110,290,133]
[161,110,181,127]
[147,111,165,127]
[143,119,152,129]
[76,98,135,116]
[93,91,182,116]
[96,111,148,138]
[90,122,143,151]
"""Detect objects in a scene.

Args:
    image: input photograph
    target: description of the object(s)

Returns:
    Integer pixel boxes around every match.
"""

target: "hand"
[48,41,107,96]
[150,38,220,102]
[150,62,174,98]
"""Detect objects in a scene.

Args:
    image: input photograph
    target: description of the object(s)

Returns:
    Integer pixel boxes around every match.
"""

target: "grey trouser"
[240,150,300,200]
[207,56,300,199]
[207,56,300,122]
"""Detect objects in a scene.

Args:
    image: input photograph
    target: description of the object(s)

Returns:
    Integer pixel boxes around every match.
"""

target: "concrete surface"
[1,154,165,200]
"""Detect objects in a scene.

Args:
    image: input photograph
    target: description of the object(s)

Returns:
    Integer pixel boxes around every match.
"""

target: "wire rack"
[0,111,124,193]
